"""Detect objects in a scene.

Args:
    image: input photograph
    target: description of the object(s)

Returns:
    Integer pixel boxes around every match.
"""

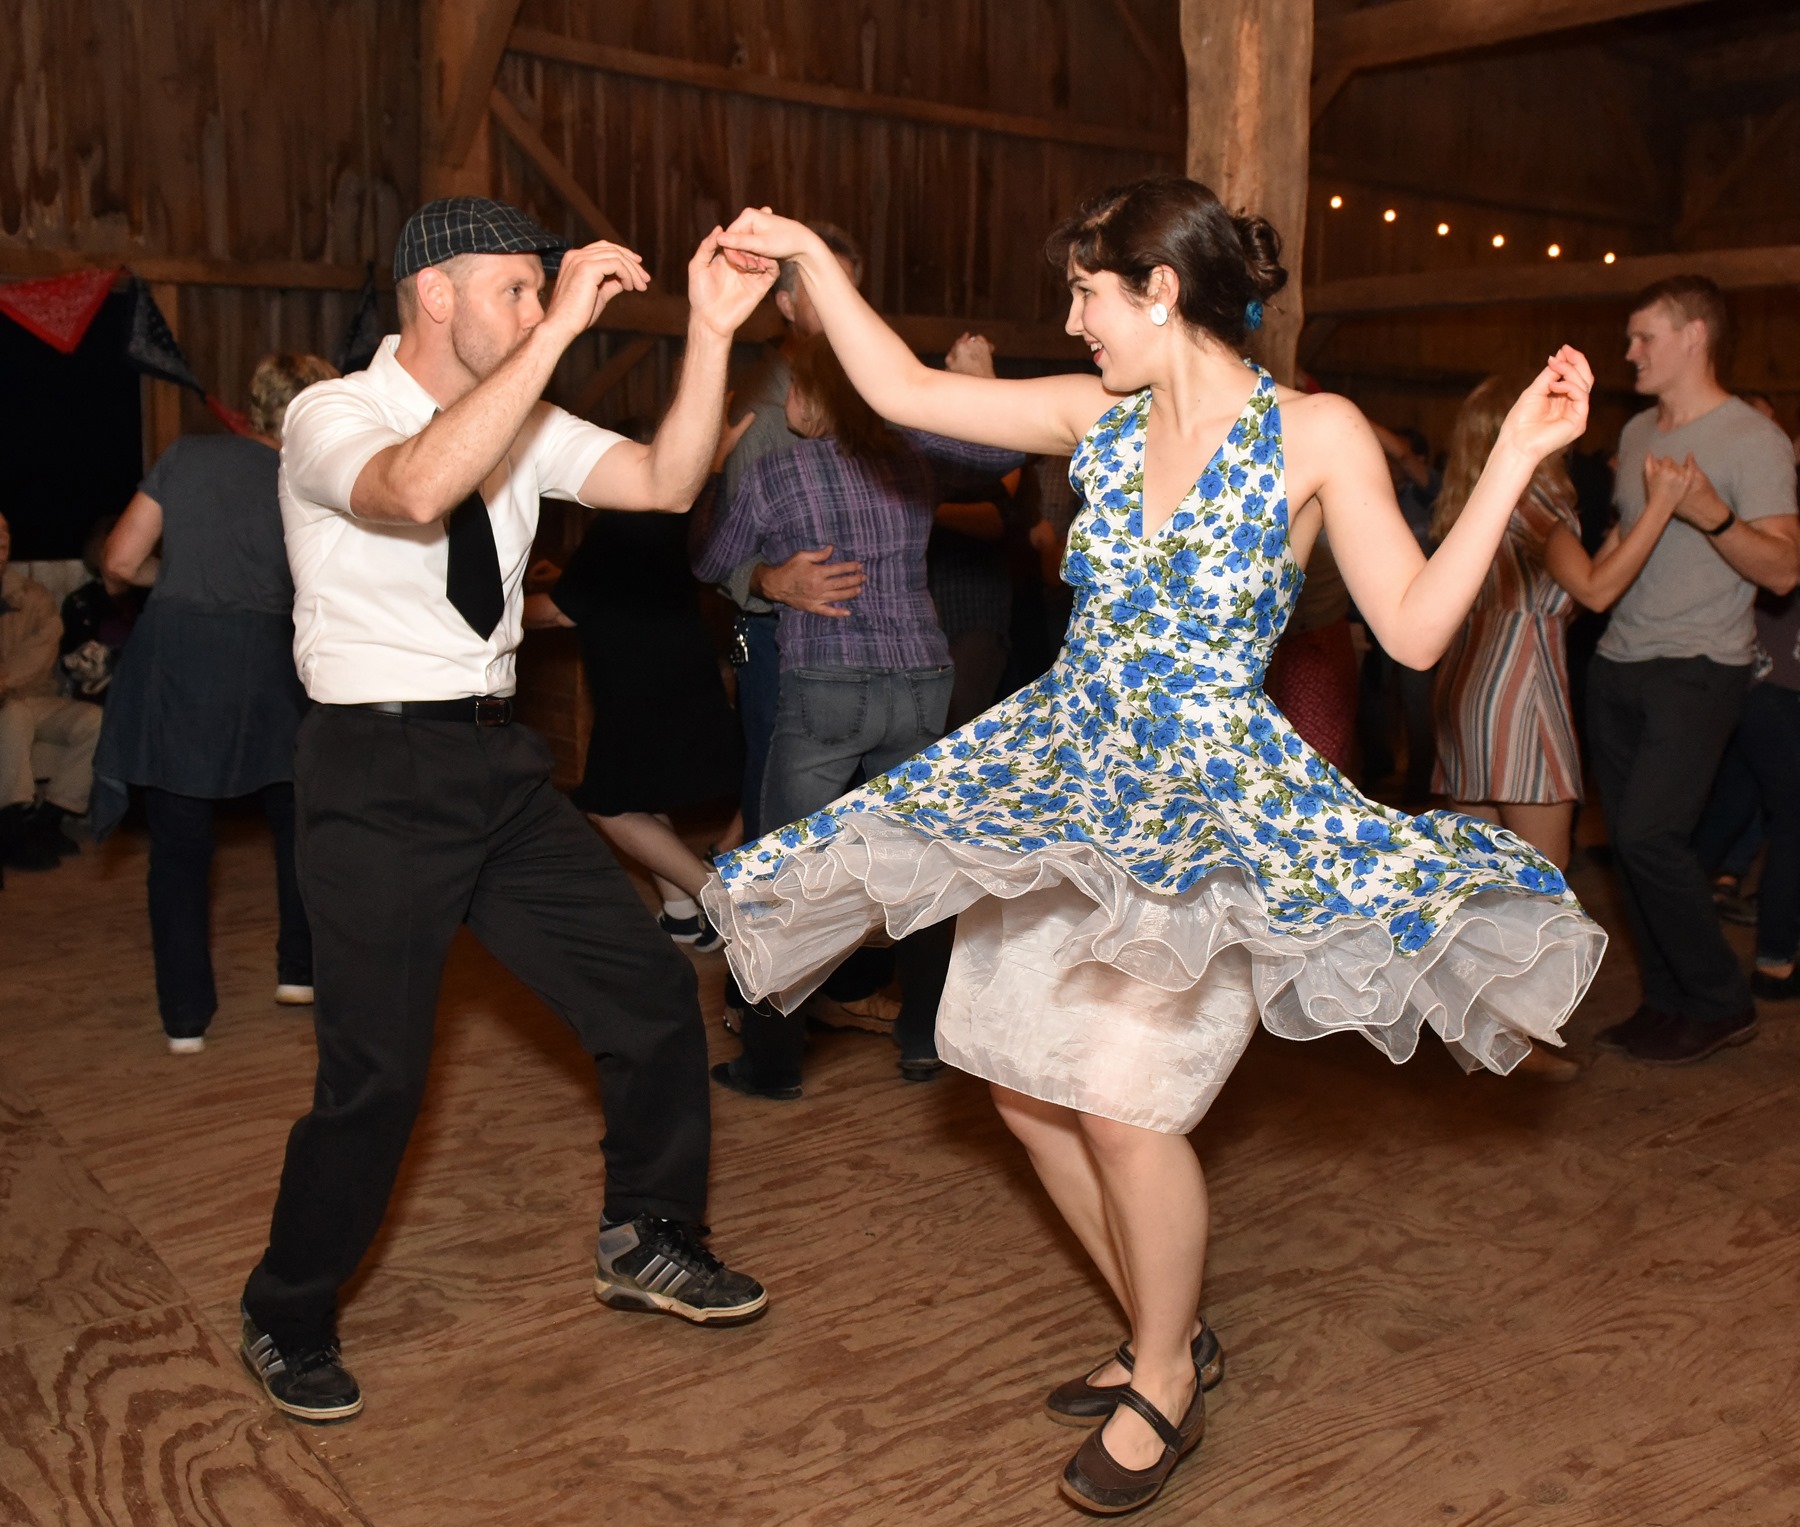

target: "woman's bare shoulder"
[1274,385,1368,440]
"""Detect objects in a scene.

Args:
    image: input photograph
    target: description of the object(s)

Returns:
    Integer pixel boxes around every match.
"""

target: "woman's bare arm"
[1542,453,1683,612]
[102,492,165,588]
[1300,348,1594,669]
[720,209,1111,455]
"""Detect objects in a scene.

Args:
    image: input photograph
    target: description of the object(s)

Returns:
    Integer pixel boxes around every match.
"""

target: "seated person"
[0,510,101,871]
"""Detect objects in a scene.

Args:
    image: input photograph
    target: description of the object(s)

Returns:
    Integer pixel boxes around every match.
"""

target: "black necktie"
[445,488,504,640]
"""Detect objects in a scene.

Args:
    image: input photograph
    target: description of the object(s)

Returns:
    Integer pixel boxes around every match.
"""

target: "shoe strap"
[1112,1385,1185,1454]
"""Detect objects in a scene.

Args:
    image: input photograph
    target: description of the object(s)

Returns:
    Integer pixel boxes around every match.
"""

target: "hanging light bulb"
[1604,251,1617,264]
[1329,194,1344,210]
[1547,243,1562,258]
[1383,208,1397,223]
[1436,222,1451,236]
[1492,233,1506,249]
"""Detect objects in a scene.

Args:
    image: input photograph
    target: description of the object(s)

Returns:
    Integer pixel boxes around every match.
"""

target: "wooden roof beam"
[505,27,1180,156]
[1308,243,1800,316]
[0,247,377,290]
[1314,0,1716,78]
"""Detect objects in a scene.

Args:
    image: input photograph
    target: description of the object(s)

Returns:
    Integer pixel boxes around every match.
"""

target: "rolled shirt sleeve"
[280,385,411,522]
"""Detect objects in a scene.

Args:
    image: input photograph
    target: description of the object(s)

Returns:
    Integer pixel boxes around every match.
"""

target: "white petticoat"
[703,816,1606,1135]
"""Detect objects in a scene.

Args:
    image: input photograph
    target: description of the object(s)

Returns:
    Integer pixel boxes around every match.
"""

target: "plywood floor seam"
[3,811,1798,1525]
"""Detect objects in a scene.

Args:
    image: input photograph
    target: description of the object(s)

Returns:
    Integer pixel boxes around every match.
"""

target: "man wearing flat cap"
[238,196,779,1423]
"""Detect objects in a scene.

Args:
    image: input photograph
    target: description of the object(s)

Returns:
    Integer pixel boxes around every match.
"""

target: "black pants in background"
[1586,655,1753,1026]
[243,708,712,1352]
[144,783,311,1039]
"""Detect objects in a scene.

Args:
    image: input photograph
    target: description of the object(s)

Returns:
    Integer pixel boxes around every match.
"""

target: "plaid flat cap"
[392,196,566,282]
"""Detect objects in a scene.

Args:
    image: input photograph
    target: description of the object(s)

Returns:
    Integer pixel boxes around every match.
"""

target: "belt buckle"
[474,696,511,727]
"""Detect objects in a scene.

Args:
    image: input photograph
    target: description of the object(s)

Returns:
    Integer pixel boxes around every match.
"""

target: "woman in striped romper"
[1432,373,1688,873]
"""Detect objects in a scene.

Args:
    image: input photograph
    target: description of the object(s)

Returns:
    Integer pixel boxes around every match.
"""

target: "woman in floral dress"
[711,178,1602,1514]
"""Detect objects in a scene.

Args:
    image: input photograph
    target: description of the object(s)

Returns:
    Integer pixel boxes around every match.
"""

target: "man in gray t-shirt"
[1590,276,1800,1065]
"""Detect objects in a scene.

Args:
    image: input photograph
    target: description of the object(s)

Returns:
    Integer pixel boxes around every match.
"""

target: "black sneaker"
[658,907,724,953]
[239,1307,363,1423]
[594,1216,768,1326]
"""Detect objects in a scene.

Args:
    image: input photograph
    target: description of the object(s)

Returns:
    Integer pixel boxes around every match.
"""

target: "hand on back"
[763,546,866,617]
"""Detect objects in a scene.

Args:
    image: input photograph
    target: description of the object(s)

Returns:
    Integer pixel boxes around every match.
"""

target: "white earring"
[1149,302,1169,327]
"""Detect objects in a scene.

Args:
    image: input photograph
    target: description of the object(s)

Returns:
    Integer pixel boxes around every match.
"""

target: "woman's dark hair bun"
[1047,175,1289,348]
[1231,214,1288,302]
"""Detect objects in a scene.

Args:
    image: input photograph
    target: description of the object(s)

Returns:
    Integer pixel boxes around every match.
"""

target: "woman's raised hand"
[1497,345,1594,465]
[718,207,822,271]
[1642,452,1692,514]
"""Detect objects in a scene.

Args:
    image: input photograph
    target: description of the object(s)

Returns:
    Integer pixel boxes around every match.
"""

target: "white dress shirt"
[279,335,621,703]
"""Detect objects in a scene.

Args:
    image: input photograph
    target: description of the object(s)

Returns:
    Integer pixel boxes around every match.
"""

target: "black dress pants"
[1586,655,1753,1025]
[243,707,711,1351]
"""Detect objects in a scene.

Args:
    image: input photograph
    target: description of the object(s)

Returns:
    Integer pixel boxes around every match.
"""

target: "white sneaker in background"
[167,1035,206,1055]
[275,984,315,1006]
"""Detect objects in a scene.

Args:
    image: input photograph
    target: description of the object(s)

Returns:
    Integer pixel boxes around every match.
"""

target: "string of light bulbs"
[1323,193,1617,265]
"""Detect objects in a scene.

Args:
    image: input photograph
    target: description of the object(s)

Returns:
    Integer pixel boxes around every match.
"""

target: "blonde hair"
[249,353,338,441]
[1430,374,1573,544]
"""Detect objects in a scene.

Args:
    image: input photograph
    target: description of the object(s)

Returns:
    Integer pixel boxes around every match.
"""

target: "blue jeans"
[761,664,954,833]
[144,784,312,1038]
[740,663,954,1080]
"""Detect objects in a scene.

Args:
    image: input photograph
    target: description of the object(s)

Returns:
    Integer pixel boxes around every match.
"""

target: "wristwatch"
[1704,509,1738,538]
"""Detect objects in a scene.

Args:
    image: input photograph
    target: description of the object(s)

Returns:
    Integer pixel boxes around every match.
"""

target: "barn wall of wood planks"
[2,0,420,432]
[5,1,1798,779]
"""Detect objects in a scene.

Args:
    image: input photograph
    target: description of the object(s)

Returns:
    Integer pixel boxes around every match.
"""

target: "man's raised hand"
[689,228,778,339]
[541,240,652,344]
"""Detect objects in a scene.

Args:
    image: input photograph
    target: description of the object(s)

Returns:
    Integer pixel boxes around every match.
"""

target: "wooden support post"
[144,280,184,459]
[143,283,185,463]
[1181,0,1313,384]
[422,0,520,200]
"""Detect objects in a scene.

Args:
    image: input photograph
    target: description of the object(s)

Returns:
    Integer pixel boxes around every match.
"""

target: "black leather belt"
[357,696,514,726]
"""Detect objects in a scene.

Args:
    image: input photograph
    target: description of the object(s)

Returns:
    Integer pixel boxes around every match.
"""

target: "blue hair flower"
[1245,299,1265,331]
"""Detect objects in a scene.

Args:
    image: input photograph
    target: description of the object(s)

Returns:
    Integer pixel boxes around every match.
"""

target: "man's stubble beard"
[450,308,525,384]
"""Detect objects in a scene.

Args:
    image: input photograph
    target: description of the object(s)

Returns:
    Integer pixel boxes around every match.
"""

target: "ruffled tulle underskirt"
[702,814,1606,1133]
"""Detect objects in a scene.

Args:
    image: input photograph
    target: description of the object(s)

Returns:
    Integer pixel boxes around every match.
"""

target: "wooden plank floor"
[3,806,1798,1525]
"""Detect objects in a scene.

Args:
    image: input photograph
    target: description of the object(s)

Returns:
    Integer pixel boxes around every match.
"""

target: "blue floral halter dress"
[703,366,1605,1132]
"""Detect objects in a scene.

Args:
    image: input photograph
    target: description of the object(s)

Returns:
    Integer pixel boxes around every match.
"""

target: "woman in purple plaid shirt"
[693,335,1020,1089]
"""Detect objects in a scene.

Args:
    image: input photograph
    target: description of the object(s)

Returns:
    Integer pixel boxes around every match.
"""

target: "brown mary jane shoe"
[1059,1375,1206,1515]
[1044,1320,1224,1426]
